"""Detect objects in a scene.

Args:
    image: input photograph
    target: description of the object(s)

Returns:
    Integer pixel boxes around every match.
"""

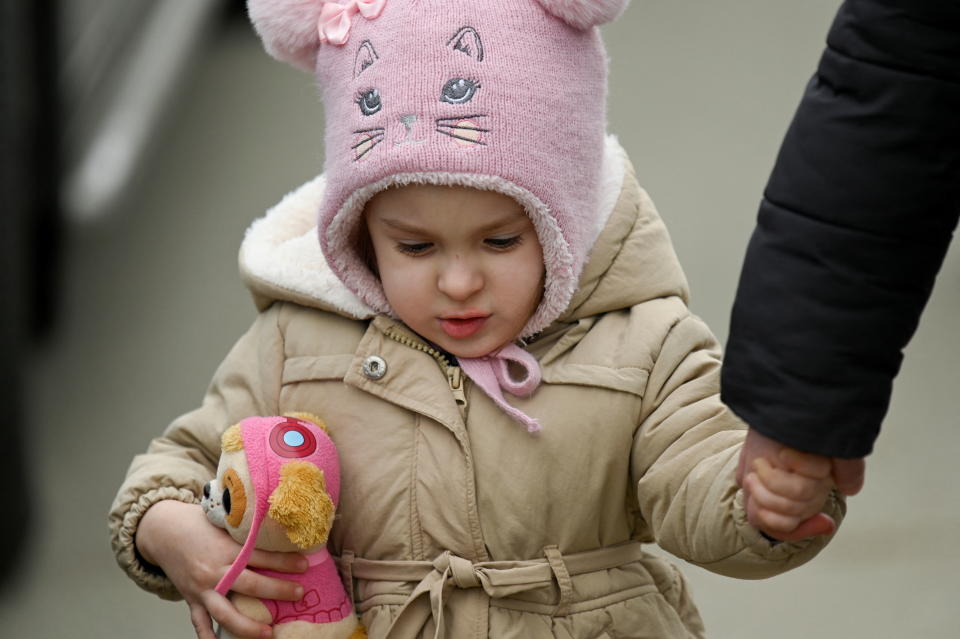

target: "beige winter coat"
[109,138,843,638]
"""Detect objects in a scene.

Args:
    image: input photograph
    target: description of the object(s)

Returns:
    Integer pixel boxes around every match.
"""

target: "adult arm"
[722,0,960,458]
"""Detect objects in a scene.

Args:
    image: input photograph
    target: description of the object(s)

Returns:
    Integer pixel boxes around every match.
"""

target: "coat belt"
[337,542,646,639]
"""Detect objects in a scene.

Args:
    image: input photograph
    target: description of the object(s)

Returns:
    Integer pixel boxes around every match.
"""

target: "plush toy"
[201,414,366,639]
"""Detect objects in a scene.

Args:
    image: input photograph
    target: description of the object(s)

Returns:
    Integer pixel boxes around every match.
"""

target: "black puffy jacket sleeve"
[722,0,960,458]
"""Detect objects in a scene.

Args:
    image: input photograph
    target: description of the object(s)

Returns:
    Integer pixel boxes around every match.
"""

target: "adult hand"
[137,500,308,639]
[831,456,866,497]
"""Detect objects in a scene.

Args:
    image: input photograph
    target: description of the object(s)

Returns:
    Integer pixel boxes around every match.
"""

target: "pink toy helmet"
[214,415,340,595]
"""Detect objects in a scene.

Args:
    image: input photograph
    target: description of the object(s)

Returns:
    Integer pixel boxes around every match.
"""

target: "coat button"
[362,355,387,380]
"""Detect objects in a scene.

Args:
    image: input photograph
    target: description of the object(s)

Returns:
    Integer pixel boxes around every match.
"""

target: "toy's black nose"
[202,482,211,499]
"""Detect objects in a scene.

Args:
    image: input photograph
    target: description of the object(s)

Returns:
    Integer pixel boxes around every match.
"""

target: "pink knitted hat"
[249,0,627,338]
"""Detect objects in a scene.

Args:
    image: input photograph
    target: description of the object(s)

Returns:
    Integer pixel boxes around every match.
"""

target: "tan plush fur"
[268,461,335,549]
[221,423,244,452]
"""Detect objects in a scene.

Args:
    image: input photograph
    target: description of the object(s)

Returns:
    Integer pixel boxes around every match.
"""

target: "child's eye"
[357,88,382,116]
[396,242,433,256]
[485,235,523,250]
[440,78,479,104]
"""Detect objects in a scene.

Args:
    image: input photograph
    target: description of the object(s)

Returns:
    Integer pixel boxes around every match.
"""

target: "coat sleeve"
[108,303,285,600]
[721,0,960,458]
[633,314,844,579]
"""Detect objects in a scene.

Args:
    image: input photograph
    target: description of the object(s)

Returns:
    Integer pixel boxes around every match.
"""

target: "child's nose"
[438,258,483,301]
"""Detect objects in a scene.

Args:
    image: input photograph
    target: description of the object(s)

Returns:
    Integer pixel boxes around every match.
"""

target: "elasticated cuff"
[112,486,201,601]
[739,487,844,560]
[701,489,845,580]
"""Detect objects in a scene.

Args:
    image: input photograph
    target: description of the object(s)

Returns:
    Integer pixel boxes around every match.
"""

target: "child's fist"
[744,450,836,542]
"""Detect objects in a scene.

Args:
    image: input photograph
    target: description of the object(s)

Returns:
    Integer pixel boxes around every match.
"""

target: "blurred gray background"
[2,0,958,636]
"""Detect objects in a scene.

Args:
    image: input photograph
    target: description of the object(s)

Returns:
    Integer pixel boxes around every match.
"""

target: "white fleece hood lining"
[240,135,627,320]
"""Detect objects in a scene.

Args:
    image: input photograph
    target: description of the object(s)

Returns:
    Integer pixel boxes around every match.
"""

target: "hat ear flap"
[268,461,336,549]
[533,0,629,29]
[247,0,325,71]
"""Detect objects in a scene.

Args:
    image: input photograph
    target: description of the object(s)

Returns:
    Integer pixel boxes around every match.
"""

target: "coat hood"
[239,136,689,325]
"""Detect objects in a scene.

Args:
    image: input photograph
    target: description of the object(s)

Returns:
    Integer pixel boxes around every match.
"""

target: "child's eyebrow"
[379,217,429,234]
[379,212,529,235]
[474,213,530,233]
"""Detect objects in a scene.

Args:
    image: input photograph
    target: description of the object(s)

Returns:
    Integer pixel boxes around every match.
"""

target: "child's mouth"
[439,316,488,339]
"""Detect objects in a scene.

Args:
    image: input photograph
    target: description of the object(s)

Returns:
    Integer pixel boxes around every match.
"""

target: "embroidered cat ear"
[354,40,379,77]
[533,0,629,30]
[248,0,326,72]
[447,26,484,61]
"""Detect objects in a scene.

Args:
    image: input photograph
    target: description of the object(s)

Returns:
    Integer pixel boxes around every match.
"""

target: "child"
[109,1,844,638]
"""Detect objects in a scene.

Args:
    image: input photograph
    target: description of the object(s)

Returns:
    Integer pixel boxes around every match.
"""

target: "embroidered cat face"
[349,25,488,161]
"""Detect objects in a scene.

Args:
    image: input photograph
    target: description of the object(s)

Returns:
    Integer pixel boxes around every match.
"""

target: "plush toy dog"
[201,414,365,639]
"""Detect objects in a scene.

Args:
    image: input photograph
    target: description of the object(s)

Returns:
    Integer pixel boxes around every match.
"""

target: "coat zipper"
[446,366,467,409]
[382,327,468,415]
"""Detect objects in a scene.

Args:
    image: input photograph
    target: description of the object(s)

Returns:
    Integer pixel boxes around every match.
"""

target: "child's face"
[364,184,544,358]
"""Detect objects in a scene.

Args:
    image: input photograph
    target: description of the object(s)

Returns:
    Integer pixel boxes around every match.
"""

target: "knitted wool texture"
[249,0,626,338]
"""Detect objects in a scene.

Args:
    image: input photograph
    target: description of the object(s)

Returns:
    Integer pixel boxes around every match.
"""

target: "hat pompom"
[534,0,628,29]
[247,0,325,71]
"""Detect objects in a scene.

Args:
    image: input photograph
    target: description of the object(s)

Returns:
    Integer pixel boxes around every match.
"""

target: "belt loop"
[543,545,573,617]
[339,549,356,601]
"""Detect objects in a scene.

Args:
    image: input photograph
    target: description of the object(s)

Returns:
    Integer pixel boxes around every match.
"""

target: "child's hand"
[137,500,308,639]
[742,448,837,542]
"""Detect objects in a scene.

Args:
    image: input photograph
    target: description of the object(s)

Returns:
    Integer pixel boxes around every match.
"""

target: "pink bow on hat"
[318,0,386,46]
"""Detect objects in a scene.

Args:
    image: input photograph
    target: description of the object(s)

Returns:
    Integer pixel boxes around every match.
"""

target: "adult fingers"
[792,512,836,538]
[832,457,866,496]
[202,589,272,639]
[247,549,309,574]
[763,513,837,543]
[231,569,305,602]
[188,602,218,639]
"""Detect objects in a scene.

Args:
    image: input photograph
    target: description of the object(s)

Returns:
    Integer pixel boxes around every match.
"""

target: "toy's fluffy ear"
[534,0,629,29]
[247,0,325,72]
[221,423,244,452]
[268,461,336,549]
